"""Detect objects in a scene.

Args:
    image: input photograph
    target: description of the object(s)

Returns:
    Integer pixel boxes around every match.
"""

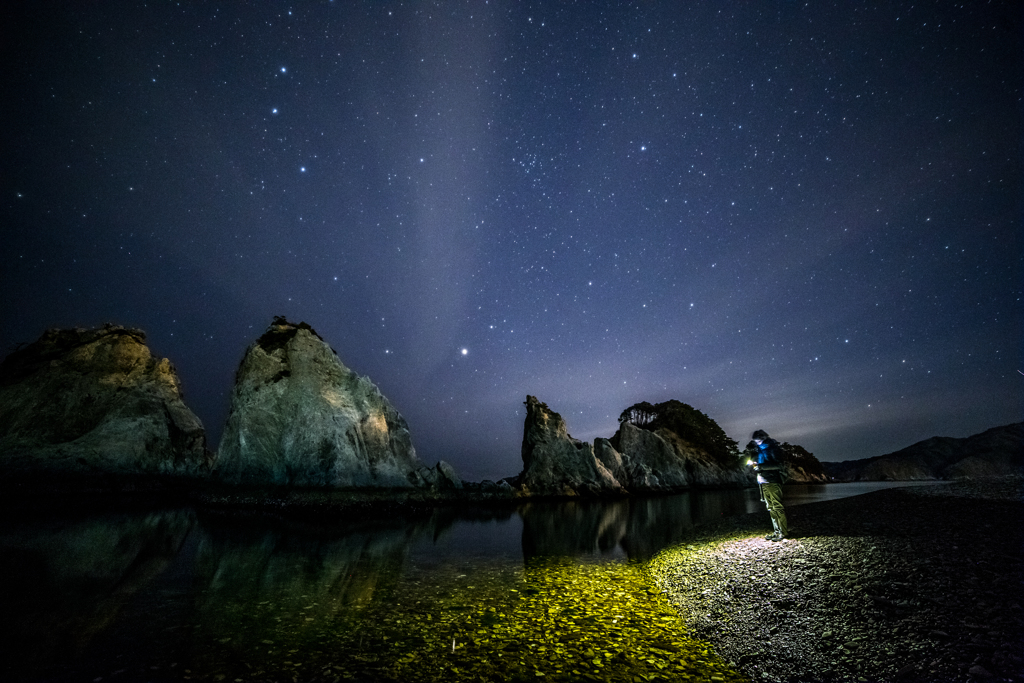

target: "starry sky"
[2,1,1021,482]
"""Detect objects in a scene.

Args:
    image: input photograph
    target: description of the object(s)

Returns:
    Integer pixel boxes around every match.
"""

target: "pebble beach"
[648,478,1024,683]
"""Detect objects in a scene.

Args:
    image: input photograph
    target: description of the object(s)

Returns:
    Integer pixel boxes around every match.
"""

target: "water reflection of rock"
[192,508,467,634]
[185,506,520,676]
[520,490,758,561]
[520,499,629,560]
[0,509,194,680]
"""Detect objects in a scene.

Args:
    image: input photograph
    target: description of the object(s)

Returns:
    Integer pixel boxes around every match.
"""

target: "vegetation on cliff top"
[618,399,740,464]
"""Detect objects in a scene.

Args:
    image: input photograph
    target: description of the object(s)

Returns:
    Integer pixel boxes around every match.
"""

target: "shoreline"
[648,477,1024,683]
[0,472,750,519]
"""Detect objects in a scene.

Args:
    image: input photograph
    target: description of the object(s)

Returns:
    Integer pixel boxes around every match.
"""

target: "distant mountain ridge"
[821,423,1023,481]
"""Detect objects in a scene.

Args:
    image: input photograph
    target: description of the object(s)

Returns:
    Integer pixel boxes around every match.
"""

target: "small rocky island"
[517,395,754,496]
[514,395,836,497]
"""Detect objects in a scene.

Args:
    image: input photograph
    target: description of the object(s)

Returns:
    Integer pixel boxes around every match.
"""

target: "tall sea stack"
[517,395,625,496]
[215,318,423,488]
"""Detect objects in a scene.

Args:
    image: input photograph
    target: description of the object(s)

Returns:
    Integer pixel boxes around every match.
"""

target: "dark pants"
[762,483,788,537]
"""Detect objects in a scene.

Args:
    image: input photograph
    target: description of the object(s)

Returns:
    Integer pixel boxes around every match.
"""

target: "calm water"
[0,482,940,681]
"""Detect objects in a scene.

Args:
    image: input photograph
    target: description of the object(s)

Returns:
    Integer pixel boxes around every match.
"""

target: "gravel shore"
[649,478,1024,683]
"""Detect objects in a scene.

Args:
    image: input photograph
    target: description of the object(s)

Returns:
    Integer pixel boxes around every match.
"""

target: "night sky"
[2,2,1020,482]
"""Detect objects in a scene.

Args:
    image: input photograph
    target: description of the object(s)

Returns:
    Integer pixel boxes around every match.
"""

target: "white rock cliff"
[215,319,442,488]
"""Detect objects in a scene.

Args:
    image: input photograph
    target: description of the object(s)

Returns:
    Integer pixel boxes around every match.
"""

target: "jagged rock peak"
[0,324,211,476]
[215,318,432,488]
[256,316,325,352]
[521,396,571,451]
[517,396,624,497]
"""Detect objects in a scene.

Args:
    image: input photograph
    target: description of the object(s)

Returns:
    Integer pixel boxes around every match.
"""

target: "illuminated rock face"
[0,325,211,476]
[215,320,421,488]
[518,395,625,496]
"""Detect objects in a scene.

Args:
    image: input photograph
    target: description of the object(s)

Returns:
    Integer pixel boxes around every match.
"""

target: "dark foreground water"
[0,482,940,682]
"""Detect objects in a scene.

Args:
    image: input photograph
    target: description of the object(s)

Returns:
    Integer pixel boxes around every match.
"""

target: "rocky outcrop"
[408,460,463,491]
[608,422,751,491]
[0,325,211,477]
[822,423,1023,481]
[215,318,452,489]
[517,396,757,496]
[611,423,690,489]
[517,396,625,496]
[655,427,752,487]
[595,437,659,489]
[610,399,752,491]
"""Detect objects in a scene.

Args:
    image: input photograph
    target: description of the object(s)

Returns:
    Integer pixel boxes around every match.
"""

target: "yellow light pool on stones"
[188,554,748,682]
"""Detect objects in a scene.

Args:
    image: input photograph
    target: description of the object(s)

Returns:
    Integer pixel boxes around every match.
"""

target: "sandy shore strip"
[648,478,1024,683]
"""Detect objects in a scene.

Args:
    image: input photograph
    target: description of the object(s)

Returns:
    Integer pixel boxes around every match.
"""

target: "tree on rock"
[618,401,657,428]
[619,399,739,464]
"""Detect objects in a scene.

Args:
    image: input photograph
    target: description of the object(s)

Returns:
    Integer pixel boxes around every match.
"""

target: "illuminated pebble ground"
[648,478,1024,683]
[186,556,745,682]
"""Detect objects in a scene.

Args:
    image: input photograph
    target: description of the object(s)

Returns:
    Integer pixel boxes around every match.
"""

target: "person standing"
[750,429,788,541]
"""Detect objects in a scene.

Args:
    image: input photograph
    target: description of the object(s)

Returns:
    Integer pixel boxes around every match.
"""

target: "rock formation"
[517,396,625,496]
[823,422,1024,481]
[408,460,463,491]
[776,442,829,483]
[215,318,454,489]
[608,423,690,489]
[595,437,660,489]
[607,421,751,490]
[517,396,756,496]
[0,325,211,477]
[610,399,751,490]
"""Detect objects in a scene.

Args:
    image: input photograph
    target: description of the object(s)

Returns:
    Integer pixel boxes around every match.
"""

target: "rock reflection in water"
[520,499,629,560]
[521,489,759,561]
[176,506,527,680]
[194,510,435,623]
[0,509,194,680]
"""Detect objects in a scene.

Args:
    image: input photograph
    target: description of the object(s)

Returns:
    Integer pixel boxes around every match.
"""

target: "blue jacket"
[755,438,785,485]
